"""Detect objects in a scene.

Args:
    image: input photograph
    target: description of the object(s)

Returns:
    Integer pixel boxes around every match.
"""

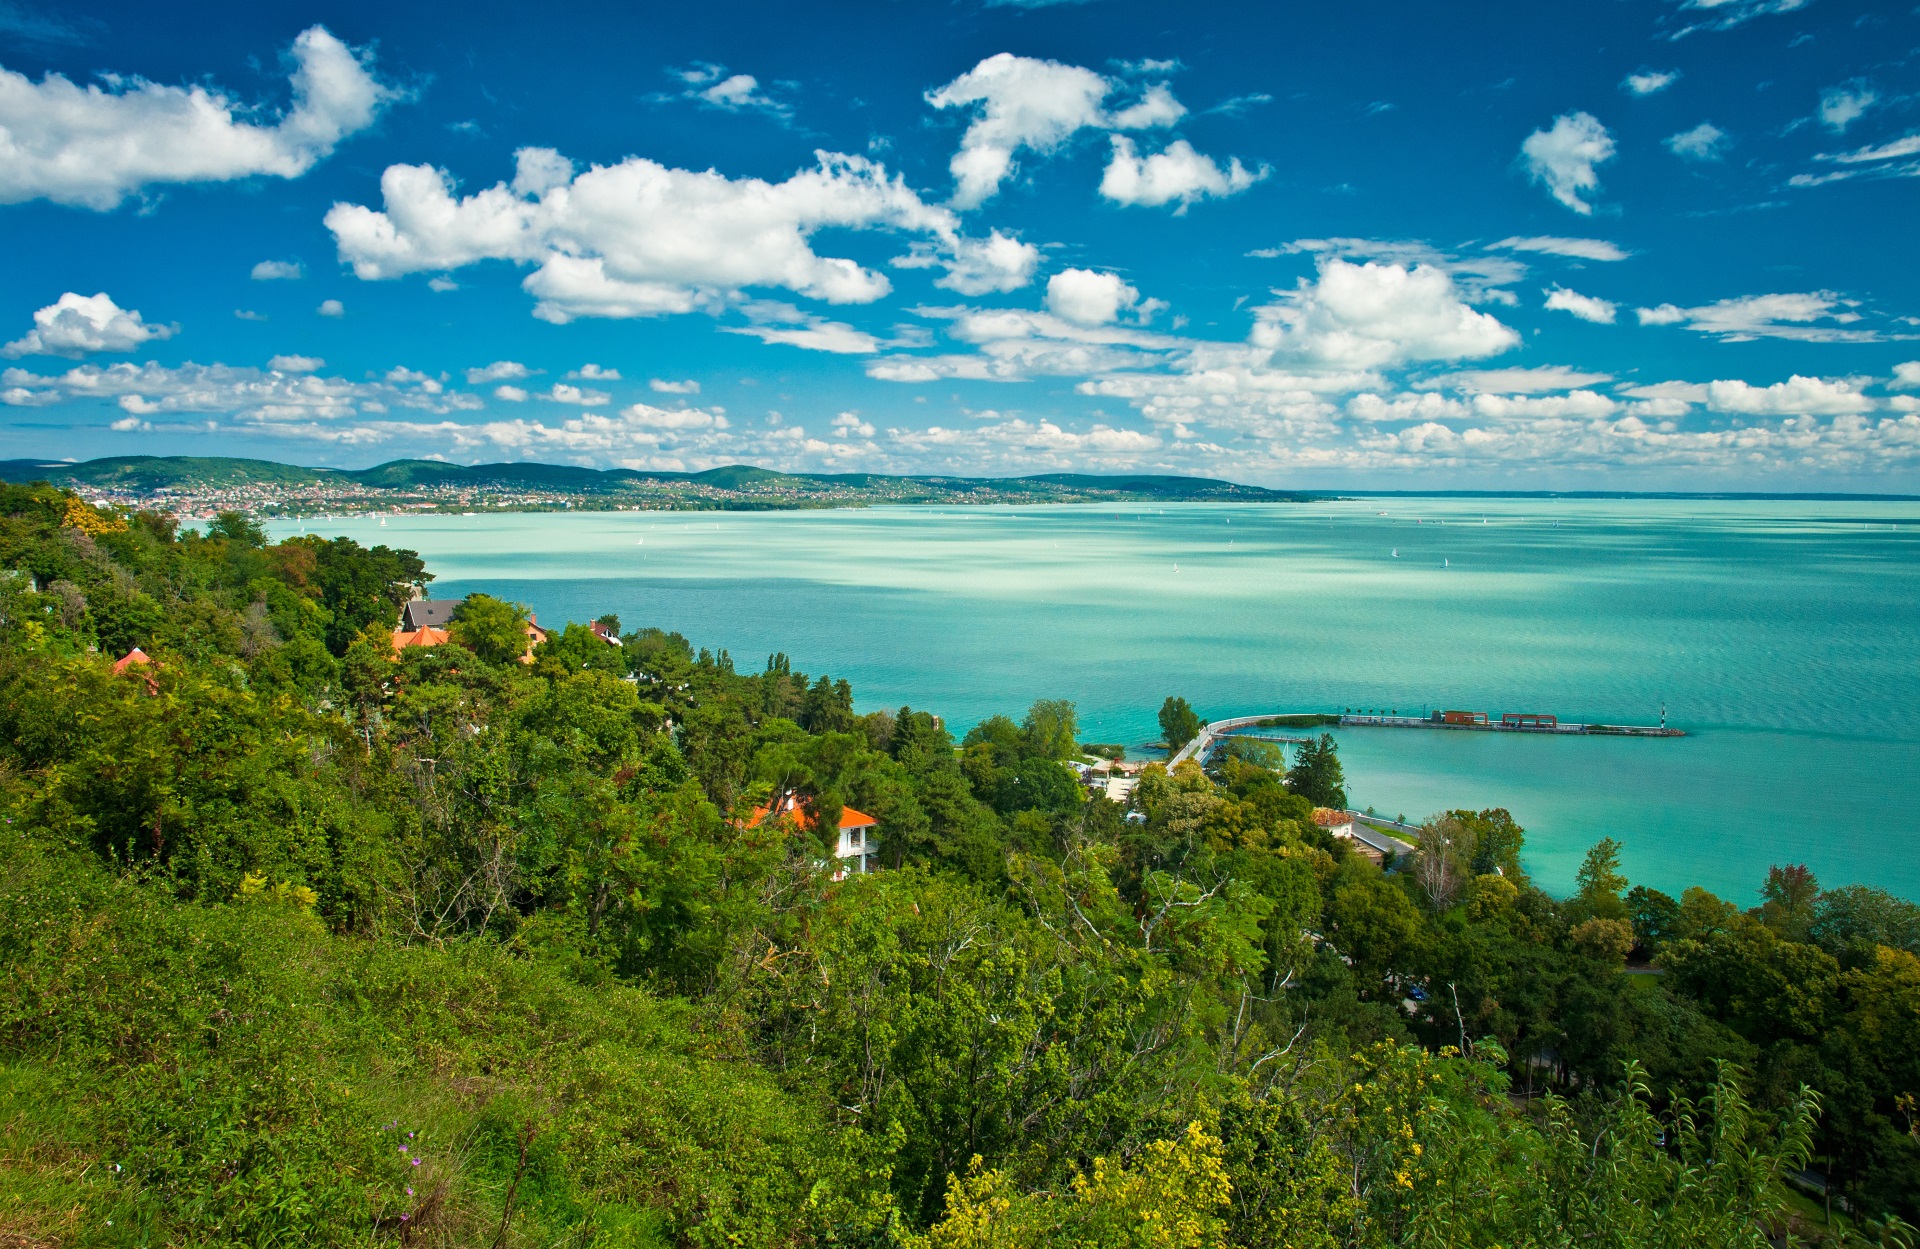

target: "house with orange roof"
[392,597,550,663]
[112,646,159,694]
[745,792,881,879]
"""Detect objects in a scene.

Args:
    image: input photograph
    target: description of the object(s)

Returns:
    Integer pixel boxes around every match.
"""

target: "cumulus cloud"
[1544,286,1618,324]
[1893,361,1920,389]
[494,385,528,402]
[1521,112,1615,215]
[0,358,482,425]
[926,53,1125,207]
[1634,292,1883,342]
[895,228,1042,295]
[326,146,1017,320]
[1487,236,1630,263]
[3,291,175,357]
[1251,258,1520,370]
[544,382,611,406]
[317,299,344,317]
[1623,69,1679,96]
[251,260,303,280]
[1046,268,1140,326]
[268,354,323,373]
[569,363,620,380]
[1098,136,1264,210]
[1818,81,1877,132]
[650,378,701,393]
[1703,375,1874,416]
[1263,238,1527,305]
[0,26,395,209]
[466,360,532,384]
[925,53,1239,209]
[1665,122,1729,161]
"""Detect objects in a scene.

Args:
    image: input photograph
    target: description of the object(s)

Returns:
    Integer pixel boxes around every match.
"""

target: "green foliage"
[1286,733,1348,809]
[450,592,532,664]
[1159,696,1203,751]
[0,482,1915,1244]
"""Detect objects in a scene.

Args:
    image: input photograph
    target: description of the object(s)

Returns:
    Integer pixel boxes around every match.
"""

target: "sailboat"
[1444,558,1450,568]
[1391,548,1398,558]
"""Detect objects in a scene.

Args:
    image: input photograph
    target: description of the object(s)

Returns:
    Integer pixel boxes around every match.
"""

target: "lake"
[269,498,1920,902]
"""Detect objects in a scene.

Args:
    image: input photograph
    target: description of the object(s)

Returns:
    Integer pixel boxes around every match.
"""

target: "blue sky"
[1,0,1917,489]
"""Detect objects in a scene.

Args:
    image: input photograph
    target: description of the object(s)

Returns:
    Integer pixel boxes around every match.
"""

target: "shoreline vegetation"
[3,482,1918,1247]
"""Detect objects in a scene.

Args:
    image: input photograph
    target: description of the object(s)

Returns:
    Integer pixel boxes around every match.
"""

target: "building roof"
[1311,806,1353,828]
[111,646,151,675]
[745,793,878,832]
[392,626,451,653]
[400,599,461,631]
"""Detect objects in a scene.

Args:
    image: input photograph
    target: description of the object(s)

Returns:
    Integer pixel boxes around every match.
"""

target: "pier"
[1170,708,1682,768]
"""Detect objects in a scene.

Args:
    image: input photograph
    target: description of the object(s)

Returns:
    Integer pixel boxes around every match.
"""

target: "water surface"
[270,499,1920,901]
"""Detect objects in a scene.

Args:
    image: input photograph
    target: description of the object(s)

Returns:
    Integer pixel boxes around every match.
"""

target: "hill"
[0,455,1313,512]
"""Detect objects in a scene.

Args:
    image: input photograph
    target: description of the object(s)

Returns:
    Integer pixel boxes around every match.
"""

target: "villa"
[392,597,550,662]
[745,793,881,879]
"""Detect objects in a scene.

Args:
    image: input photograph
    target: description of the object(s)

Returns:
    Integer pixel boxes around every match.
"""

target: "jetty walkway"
[1169,709,1682,768]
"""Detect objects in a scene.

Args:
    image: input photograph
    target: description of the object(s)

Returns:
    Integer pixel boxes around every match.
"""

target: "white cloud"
[1098,136,1264,210]
[1819,81,1877,133]
[317,299,344,317]
[1046,268,1139,326]
[251,260,303,280]
[924,53,1202,208]
[926,53,1118,208]
[925,229,1042,295]
[1667,0,1809,38]
[3,291,175,357]
[326,147,1011,320]
[494,385,528,402]
[545,382,611,406]
[1892,362,1920,389]
[1251,258,1519,369]
[268,354,323,373]
[1,358,482,424]
[650,378,701,393]
[1544,285,1618,324]
[466,360,532,383]
[728,315,880,354]
[832,411,876,438]
[1521,112,1615,215]
[234,310,266,321]
[1270,238,1526,305]
[675,66,789,119]
[1704,375,1874,416]
[1634,292,1882,342]
[0,26,394,209]
[1623,69,1679,96]
[1488,236,1630,263]
[1812,132,1920,167]
[569,363,620,380]
[1665,122,1729,161]
[1423,366,1614,394]
[427,276,459,292]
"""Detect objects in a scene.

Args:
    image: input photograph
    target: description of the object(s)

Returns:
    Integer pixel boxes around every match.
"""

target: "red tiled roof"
[745,794,878,831]
[1311,807,1352,827]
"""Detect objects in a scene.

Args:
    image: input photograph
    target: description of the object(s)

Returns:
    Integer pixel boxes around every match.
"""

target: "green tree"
[1574,837,1629,920]
[1020,698,1079,761]
[449,593,531,665]
[1158,696,1202,751]
[1285,733,1347,809]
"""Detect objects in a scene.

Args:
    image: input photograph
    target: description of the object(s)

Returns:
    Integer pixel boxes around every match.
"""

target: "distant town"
[0,455,1313,519]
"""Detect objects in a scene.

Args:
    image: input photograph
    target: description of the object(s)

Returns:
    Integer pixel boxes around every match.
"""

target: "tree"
[1574,837,1629,920]
[1158,696,1202,751]
[1757,863,1820,941]
[1285,734,1347,809]
[1020,698,1078,761]
[449,593,531,665]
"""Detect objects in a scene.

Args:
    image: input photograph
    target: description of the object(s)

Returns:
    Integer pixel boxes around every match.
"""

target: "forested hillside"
[0,481,1915,1248]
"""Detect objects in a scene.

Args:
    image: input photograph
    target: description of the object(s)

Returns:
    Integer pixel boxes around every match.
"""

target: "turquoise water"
[269,499,1920,902]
